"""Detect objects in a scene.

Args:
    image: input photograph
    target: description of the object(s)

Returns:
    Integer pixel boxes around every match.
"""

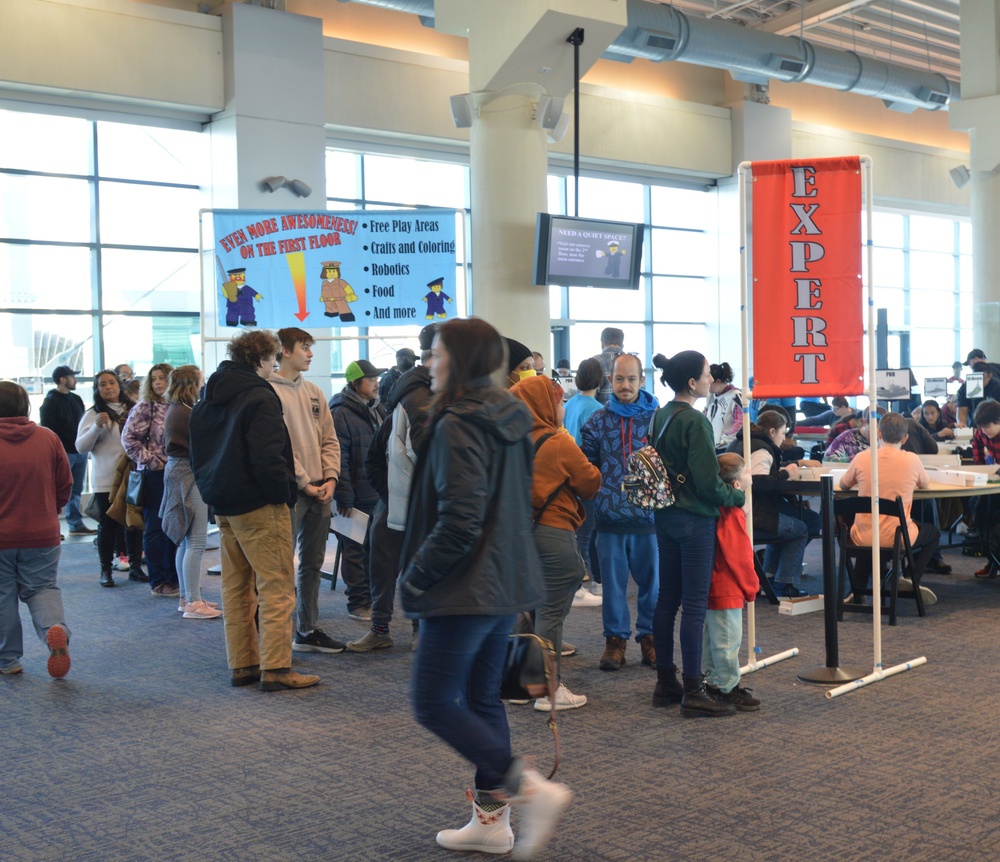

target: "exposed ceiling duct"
[340,0,958,112]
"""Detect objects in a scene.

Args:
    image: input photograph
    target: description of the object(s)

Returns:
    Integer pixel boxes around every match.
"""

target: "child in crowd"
[972,400,1000,577]
[702,453,761,711]
[919,399,955,441]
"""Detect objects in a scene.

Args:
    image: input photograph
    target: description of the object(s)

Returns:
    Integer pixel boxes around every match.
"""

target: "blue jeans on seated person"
[756,513,808,586]
[412,614,515,791]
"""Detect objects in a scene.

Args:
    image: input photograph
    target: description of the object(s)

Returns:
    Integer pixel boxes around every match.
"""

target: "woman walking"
[122,363,179,597]
[75,370,145,587]
[649,351,745,718]
[161,365,220,620]
[400,318,572,859]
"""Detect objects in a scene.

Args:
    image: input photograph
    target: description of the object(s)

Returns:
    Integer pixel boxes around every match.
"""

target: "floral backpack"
[621,403,690,509]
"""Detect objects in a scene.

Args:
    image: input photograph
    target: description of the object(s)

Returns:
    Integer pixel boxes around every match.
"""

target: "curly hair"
[228,329,281,370]
[140,363,174,403]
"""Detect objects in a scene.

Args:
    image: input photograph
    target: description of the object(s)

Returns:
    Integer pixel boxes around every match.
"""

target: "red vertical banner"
[751,157,864,398]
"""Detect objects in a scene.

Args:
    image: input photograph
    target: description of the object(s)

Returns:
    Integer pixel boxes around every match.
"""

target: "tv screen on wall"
[533,213,644,290]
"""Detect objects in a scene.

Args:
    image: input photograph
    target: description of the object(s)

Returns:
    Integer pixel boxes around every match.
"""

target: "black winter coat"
[727,428,790,534]
[399,381,545,619]
[189,361,297,516]
[329,386,387,511]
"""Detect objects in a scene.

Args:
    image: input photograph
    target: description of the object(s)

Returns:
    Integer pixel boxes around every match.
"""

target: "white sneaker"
[510,767,573,860]
[113,556,131,572]
[571,587,602,608]
[591,582,602,597]
[897,578,937,607]
[534,683,587,712]
[183,600,223,619]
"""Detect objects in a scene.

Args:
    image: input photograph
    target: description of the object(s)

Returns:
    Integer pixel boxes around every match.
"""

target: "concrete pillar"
[949,1,1000,358]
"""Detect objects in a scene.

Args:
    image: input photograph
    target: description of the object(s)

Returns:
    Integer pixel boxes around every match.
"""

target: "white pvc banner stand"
[736,161,798,676]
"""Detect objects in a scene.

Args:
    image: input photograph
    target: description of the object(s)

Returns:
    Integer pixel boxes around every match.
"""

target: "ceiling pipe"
[338,0,958,112]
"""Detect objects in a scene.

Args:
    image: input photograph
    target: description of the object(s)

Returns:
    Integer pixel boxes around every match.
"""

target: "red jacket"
[0,418,73,550]
[709,507,759,610]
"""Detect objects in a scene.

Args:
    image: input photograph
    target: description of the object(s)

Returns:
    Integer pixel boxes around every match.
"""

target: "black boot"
[652,664,684,707]
[128,565,149,583]
[681,676,736,718]
[100,566,116,588]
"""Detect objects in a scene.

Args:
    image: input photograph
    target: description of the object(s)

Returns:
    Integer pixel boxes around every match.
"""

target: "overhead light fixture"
[546,113,571,144]
[260,176,312,197]
[950,165,971,190]
[449,93,475,129]
[917,86,950,107]
[535,95,565,130]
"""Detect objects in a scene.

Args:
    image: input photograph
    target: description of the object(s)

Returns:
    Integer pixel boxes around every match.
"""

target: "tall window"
[0,107,206,409]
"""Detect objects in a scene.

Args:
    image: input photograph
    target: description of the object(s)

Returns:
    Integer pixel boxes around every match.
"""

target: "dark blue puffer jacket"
[580,389,659,534]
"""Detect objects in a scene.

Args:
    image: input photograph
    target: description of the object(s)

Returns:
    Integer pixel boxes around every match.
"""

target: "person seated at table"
[727,410,819,598]
[970,401,1000,578]
[918,400,954,441]
[902,417,938,456]
[823,407,883,463]
[838,412,939,607]
[805,396,858,429]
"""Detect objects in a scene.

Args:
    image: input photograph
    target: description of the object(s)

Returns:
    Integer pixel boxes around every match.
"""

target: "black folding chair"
[835,495,926,626]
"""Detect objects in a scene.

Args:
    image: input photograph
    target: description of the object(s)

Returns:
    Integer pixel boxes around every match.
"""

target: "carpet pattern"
[3,537,999,861]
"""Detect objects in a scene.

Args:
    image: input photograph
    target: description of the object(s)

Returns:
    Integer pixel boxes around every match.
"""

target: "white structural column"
[436,0,626,352]
[950,1,1000,358]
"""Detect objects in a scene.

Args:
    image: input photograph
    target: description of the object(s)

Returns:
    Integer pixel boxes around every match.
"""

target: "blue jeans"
[0,546,68,670]
[756,513,809,585]
[141,469,178,590]
[412,614,515,791]
[653,508,717,679]
[702,608,743,692]
[596,531,658,640]
[65,453,87,530]
[176,482,209,603]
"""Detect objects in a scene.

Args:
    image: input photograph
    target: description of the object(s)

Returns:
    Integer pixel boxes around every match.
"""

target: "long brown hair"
[141,363,174,403]
[166,365,202,408]
[429,318,504,419]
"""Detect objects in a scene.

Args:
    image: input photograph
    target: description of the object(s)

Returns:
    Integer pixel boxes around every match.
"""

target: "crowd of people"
[4,330,999,859]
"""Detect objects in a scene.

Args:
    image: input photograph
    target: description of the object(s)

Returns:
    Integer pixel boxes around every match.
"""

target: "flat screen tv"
[533,213,644,290]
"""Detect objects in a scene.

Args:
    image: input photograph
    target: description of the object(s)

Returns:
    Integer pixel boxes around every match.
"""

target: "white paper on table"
[330,508,370,544]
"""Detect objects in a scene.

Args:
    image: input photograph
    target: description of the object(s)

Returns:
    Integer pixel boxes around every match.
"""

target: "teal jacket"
[651,401,744,518]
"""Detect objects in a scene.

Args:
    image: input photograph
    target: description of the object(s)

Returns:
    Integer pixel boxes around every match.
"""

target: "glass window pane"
[363,155,467,209]
[0,244,92,309]
[569,322,647,374]
[574,177,644,222]
[0,109,92,174]
[909,214,955,252]
[867,247,903,287]
[0,312,94,383]
[99,182,202,248]
[909,251,954,292]
[103,314,199,372]
[101,249,200,312]
[97,121,207,185]
[875,287,905,327]
[651,229,713,277]
[650,186,715,229]
[911,290,953,328]
[326,150,361,200]
[652,277,714,323]
[959,221,972,255]
[0,174,92,242]
[652,324,709,370]
[568,283,645,321]
[870,211,903,247]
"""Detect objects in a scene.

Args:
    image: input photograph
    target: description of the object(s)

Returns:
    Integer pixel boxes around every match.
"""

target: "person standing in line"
[39,365,93,537]
[378,347,417,405]
[114,364,135,385]
[75,370,145,588]
[649,350,745,718]
[122,363,179,598]
[590,327,624,405]
[705,361,743,453]
[0,381,73,678]
[400,318,571,859]
[271,327,346,655]
[329,359,387,622]
[580,353,659,672]
[161,365,221,620]
[190,329,319,692]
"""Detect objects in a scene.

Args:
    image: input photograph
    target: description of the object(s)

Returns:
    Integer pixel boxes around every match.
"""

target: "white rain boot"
[510,767,573,860]
[436,789,514,854]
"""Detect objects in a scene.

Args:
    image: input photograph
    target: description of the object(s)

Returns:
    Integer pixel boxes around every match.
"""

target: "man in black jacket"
[329,359,387,621]
[40,366,93,536]
[190,330,319,693]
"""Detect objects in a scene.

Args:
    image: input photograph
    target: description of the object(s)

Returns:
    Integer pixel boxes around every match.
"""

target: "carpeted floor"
[3,534,1000,862]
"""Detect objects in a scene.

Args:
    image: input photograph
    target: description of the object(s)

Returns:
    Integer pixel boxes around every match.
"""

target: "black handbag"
[125,469,146,507]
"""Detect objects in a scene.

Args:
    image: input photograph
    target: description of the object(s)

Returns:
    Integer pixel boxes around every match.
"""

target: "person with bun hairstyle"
[649,350,745,718]
[705,362,743,453]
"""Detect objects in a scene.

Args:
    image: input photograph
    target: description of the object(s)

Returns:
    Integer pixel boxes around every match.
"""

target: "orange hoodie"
[510,376,601,532]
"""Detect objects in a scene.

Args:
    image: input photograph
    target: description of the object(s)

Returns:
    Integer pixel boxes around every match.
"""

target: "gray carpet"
[3,536,999,862]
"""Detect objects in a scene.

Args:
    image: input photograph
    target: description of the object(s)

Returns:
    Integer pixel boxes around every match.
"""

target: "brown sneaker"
[258,668,321,692]
[639,634,656,667]
[598,636,627,671]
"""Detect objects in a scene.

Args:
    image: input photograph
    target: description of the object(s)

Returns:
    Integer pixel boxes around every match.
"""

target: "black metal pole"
[567,28,584,217]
